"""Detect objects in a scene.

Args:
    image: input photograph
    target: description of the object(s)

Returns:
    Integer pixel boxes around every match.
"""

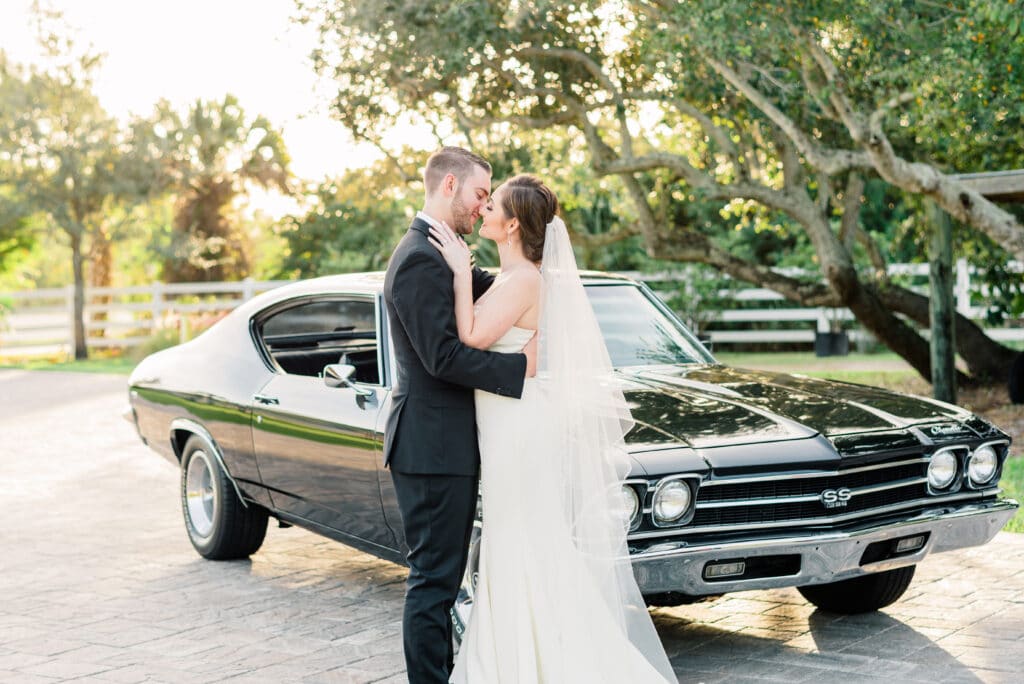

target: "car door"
[250,294,395,550]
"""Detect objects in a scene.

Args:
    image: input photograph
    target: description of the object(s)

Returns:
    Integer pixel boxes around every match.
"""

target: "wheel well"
[170,429,193,462]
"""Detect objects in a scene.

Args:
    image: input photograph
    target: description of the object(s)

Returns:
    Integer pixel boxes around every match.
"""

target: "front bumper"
[631,499,1018,596]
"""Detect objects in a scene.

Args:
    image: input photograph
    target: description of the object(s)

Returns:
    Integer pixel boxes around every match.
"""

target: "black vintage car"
[127,271,1018,626]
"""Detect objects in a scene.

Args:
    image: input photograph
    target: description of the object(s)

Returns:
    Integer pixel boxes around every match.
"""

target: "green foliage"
[0,211,36,276]
[276,163,408,278]
[1002,457,1024,534]
[0,9,169,357]
[151,95,292,282]
[128,327,184,363]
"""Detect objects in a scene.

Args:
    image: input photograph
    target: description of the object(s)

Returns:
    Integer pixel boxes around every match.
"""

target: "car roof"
[290,270,637,290]
[228,270,639,322]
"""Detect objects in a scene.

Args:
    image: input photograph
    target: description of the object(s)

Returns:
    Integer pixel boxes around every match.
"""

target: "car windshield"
[584,284,713,368]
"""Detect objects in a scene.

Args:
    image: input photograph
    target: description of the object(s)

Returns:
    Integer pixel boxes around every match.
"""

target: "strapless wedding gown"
[450,326,674,683]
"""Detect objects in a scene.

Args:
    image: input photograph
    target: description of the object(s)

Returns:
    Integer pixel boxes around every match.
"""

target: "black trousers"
[390,470,477,684]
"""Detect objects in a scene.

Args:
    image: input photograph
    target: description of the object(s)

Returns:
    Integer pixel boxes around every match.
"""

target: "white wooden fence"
[0,261,1021,358]
[0,279,289,357]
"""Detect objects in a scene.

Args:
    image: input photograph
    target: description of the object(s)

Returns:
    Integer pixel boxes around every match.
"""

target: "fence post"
[815,308,829,333]
[242,277,255,301]
[150,282,163,335]
[955,258,971,315]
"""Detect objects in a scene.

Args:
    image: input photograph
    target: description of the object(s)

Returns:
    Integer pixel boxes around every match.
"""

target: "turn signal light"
[895,535,926,554]
[704,561,746,579]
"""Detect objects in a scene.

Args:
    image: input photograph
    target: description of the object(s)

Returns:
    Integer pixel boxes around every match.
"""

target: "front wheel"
[180,435,268,560]
[450,520,482,651]
[797,565,916,614]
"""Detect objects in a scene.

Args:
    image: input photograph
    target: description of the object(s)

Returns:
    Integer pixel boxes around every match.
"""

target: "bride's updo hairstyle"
[500,174,559,263]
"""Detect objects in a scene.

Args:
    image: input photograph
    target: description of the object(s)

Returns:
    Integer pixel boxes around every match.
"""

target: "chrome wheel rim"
[451,522,481,647]
[185,450,218,539]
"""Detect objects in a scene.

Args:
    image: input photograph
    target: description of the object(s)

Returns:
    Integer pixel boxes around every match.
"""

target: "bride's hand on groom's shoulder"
[428,223,471,277]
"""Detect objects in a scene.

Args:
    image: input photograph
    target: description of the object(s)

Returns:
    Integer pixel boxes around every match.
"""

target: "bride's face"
[479,186,516,244]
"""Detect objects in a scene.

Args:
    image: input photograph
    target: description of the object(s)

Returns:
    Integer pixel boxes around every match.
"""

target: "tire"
[797,565,916,614]
[180,435,268,560]
[450,520,482,651]
[1009,352,1024,404]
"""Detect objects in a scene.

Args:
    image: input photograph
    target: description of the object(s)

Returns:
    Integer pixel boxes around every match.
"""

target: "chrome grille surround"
[628,451,1004,541]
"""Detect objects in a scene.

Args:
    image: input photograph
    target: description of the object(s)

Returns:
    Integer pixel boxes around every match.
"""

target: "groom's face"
[449,166,492,235]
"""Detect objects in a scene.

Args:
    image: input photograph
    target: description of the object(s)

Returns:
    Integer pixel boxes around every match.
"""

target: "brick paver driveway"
[1,369,1022,683]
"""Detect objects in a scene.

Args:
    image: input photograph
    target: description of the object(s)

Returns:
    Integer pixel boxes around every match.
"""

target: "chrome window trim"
[627,488,998,540]
[250,292,386,388]
[695,476,928,509]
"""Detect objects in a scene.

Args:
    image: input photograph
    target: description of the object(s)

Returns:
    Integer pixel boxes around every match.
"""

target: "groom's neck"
[420,198,451,225]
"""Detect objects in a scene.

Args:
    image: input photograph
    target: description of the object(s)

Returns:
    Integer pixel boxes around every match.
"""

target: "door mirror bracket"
[324,363,375,397]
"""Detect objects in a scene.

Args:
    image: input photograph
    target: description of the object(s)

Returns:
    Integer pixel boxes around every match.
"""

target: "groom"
[383,146,535,684]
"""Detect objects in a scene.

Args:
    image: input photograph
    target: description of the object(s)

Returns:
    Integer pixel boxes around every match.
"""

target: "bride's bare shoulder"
[507,264,542,289]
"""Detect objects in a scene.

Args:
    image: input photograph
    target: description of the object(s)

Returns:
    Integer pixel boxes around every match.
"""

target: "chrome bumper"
[631,499,1019,596]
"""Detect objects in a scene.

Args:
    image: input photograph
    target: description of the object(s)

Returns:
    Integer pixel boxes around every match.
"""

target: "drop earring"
[506,230,512,248]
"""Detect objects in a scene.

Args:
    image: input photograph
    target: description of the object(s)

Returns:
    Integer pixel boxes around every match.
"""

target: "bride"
[428,174,676,683]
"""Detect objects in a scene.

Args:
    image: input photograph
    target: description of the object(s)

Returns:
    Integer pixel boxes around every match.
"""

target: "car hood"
[620,364,972,450]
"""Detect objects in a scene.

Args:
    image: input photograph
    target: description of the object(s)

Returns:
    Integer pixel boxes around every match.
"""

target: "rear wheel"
[798,565,916,614]
[181,435,268,560]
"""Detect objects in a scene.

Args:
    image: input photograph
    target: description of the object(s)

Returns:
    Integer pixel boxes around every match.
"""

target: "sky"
[0,0,408,215]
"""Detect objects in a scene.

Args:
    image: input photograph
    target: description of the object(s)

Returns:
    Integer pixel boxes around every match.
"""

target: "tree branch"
[705,54,872,175]
[516,45,635,158]
[624,90,745,178]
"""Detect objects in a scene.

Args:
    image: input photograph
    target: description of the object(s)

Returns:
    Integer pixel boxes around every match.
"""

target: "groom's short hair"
[424,147,491,195]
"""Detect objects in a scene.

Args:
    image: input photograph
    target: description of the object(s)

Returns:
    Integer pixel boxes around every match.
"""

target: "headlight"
[968,445,999,485]
[619,485,640,527]
[653,479,692,524]
[927,449,958,490]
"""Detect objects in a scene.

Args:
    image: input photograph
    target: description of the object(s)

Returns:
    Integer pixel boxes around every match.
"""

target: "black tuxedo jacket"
[383,218,527,475]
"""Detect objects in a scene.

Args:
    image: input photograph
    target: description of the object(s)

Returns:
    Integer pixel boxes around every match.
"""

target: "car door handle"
[254,394,279,405]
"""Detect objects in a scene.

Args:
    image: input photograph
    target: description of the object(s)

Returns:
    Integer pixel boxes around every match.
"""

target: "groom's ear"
[442,173,457,197]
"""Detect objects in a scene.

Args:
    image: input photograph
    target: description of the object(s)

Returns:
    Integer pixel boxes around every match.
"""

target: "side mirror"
[697,334,714,354]
[323,363,374,397]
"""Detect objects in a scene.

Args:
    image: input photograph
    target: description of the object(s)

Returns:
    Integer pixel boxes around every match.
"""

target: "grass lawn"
[0,356,135,374]
[1002,457,1024,533]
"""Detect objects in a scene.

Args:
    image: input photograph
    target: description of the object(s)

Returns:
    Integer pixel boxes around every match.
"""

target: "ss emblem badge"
[820,487,852,509]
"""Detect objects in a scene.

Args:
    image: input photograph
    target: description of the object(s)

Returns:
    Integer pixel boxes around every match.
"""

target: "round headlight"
[927,450,958,490]
[653,480,692,524]
[619,485,640,527]
[968,445,998,485]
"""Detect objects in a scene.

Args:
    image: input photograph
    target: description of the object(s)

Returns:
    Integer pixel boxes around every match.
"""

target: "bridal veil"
[536,217,675,682]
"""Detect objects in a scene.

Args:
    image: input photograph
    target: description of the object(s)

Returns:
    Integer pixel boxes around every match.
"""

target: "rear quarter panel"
[129,315,271,498]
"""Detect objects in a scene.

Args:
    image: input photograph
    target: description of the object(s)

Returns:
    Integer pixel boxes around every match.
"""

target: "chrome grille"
[692,457,928,529]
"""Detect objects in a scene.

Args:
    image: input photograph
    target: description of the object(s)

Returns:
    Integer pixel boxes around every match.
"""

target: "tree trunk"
[874,283,1018,384]
[70,232,87,360]
[88,227,113,339]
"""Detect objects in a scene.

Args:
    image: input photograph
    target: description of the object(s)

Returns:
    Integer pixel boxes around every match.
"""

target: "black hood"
[621,365,973,450]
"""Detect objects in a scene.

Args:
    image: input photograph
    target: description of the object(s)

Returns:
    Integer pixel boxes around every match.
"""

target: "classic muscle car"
[126,271,1019,630]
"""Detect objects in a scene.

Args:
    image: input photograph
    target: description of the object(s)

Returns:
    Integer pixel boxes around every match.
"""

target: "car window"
[586,285,711,367]
[262,300,376,338]
[258,298,380,384]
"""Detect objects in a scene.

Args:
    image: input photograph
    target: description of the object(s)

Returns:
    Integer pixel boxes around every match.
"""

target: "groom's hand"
[523,333,538,378]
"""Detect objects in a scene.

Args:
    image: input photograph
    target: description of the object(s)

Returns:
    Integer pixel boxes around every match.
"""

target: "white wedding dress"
[449,323,675,683]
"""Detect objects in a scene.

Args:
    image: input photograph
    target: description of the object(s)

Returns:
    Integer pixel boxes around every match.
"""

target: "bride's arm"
[429,226,539,350]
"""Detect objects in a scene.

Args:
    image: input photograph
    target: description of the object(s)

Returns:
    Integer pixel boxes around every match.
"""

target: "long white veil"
[537,217,675,682]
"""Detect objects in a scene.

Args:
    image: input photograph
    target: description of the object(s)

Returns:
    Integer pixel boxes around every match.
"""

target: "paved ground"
[1,369,1022,684]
